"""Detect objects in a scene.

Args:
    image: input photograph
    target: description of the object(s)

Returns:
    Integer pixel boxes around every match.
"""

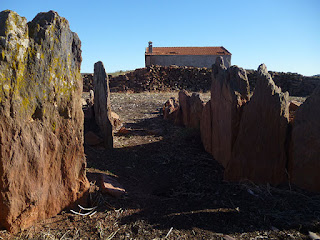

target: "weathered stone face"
[225,64,289,185]
[210,57,250,168]
[0,10,89,232]
[163,97,179,122]
[177,90,204,129]
[289,86,320,192]
[200,100,212,154]
[93,61,113,149]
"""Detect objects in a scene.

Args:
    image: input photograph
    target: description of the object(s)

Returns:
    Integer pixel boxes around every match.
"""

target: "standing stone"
[189,93,205,129]
[178,90,191,127]
[200,100,212,154]
[178,90,204,129]
[210,57,250,167]
[93,61,113,149]
[0,10,89,232]
[289,86,320,192]
[225,64,289,185]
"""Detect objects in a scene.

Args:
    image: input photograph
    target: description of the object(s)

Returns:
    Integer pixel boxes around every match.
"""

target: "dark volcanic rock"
[289,86,320,192]
[93,61,113,149]
[0,10,89,232]
[225,64,289,185]
[210,57,250,168]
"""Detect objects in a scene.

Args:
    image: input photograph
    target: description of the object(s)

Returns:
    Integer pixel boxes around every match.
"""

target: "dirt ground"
[1,92,320,240]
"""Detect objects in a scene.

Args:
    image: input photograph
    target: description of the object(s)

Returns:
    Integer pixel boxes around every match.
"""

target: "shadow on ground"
[84,114,320,237]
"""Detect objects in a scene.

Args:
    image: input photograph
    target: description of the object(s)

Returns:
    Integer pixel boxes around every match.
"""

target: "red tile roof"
[145,46,231,56]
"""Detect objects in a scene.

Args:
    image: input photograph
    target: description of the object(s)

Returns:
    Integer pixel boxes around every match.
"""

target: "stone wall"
[0,10,88,232]
[83,66,319,97]
[247,70,320,97]
[83,65,212,93]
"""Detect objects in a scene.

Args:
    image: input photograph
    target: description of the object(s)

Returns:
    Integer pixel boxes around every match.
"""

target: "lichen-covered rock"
[0,10,89,232]
[225,64,289,185]
[289,86,320,192]
[210,57,250,167]
[93,61,113,149]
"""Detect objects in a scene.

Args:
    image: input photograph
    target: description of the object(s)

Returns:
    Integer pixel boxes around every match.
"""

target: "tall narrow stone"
[225,64,289,185]
[93,61,113,148]
[289,86,320,192]
[210,57,250,167]
[0,10,89,232]
[200,100,212,154]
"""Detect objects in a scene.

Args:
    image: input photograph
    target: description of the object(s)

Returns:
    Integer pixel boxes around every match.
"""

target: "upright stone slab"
[93,61,113,148]
[189,93,205,129]
[210,57,250,167]
[178,90,191,127]
[0,10,89,232]
[200,100,212,154]
[289,86,320,192]
[225,64,289,185]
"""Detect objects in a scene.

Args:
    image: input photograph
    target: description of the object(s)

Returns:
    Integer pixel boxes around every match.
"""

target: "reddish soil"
[1,92,319,240]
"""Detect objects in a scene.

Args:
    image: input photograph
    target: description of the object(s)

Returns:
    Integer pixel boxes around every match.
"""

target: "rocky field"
[1,92,319,240]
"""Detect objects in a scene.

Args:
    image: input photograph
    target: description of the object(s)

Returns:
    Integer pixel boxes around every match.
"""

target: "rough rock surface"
[111,111,122,131]
[163,97,179,122]
[0,10,89,232]
[225,64,289,185]
[289,86,320,192]
[178,90,191,127]
[177,90,204,129]
[189,93,205,129]
[210,57,250,167]
[200,100,212,154]
[93,61,113,149]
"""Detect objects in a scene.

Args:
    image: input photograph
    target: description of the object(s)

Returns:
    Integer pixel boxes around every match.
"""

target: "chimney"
[148,41,153,53]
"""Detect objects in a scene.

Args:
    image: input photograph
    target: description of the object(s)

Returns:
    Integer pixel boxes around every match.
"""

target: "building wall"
[145,55,231,68]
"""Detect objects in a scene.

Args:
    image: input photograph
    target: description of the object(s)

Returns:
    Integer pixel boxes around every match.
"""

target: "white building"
[145,42,231,68]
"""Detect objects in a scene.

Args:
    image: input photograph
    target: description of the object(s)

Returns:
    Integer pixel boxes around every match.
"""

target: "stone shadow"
[84,115,320,235]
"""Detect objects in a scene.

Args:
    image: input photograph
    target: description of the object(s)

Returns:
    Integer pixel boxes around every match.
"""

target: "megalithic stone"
[210,57,250,168]
[93,61,113,149]
[289,85,320,192]
[0,10,89,232]
[225,64,289,185]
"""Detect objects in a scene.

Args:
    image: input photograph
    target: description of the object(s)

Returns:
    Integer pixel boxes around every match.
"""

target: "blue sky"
[1,0,320,75]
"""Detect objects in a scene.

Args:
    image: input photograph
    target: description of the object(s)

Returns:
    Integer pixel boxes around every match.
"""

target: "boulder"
[210,57,250,167]
[0,10,89,232]
[111,111,122,131]
[200,100,212,154]
[86,172,125,198]
[93,61,113,149]
[163,97,179,121]
[289,86,320,192]
[225,64,289,185]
